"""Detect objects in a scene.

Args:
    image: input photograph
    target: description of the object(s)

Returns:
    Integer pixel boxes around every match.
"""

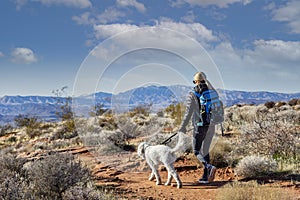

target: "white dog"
[137,132,189,188]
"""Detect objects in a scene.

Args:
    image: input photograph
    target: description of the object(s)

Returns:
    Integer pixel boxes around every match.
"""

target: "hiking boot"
[198,177,208,184]
[207,164,217,182]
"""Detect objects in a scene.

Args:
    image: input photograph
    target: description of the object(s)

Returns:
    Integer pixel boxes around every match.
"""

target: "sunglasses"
[193,80,198,84]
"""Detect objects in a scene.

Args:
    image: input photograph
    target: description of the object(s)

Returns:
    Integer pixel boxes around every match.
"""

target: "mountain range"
[1,85,299,125]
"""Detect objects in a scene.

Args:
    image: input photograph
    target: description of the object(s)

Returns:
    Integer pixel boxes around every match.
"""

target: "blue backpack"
[194,89,224,125]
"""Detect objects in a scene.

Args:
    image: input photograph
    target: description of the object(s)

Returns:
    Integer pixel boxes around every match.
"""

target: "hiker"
[178,71,218,184]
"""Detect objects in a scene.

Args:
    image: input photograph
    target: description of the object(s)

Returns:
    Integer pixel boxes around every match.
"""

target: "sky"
[0,0,300,97]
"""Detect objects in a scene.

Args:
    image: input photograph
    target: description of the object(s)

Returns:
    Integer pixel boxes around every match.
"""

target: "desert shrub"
[0,124,13,137]
[14,115,40,128]
[275,101,286,107]
[239,109,299,161]
[106,130,136,152]
[288,98,298,106]
[128,105,150,117]
[14,115,42,138]
[62,186,107,200]
[165,103,185,126]
[89,103,109,117]
[27,153,90,199]
[0,154,27,176]
[58,101,73,120]
[156,109,164,117]
[264,101,275,109]
[210,138,234,168]
[216,181,295,200]
[7,136,17,143]
[52,120,78,140]
[0,174,27,200]
[223,105,258,133]
[115,114,144,139]
[138,116,162,137]
[0,154,28,200]
[98,115,117,130]
[235,155,277,178]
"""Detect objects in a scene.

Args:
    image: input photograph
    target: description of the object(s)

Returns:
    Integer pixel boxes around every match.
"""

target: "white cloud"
[0,52,4,57]
[250,40,300,63]
[116,0,146,13]
[93,23,140,40]
[15,0,92,9]
[39,0,92,8]
[210,39,300,92]
[171,0,252,8]
[95,7,125,24]
[157,19,218,42]
[93,19,218,43]
[72,12,92,25]
[15,0,28,10]
[11,47,38,64]
[73,8,125,25]
[271,0,300,34]
[181,10,196,23]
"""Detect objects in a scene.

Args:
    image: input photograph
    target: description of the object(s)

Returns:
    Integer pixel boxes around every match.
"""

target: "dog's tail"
[170,132,190,154]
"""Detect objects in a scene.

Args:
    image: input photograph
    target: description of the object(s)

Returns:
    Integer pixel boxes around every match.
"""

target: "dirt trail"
[69,146,299,200]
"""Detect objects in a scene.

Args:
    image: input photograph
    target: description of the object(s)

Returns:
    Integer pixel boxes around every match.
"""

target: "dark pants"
[193,125,215,164]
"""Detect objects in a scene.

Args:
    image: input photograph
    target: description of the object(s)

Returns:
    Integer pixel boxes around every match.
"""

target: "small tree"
[52,87,76,135]
[52,86,74,121]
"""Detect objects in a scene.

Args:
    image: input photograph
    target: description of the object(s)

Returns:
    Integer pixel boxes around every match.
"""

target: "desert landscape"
[0,98,299,199]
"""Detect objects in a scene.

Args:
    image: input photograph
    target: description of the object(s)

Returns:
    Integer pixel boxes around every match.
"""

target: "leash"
[161,132,178,145]
[161,128,193,145]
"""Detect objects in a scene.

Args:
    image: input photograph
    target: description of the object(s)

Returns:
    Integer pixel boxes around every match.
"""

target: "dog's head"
[137,142,148,159]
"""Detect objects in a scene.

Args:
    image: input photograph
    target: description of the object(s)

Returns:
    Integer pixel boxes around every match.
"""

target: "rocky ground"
[67,146,300,200]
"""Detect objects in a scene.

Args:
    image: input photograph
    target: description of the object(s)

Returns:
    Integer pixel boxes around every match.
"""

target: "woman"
[179,71,217,184]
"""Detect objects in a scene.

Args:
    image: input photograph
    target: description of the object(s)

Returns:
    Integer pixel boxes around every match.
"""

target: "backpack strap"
[193,91,201,98]
[193,91,204,126]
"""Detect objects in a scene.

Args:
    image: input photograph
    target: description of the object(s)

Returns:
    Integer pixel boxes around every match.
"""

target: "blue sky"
[0,0,299,96]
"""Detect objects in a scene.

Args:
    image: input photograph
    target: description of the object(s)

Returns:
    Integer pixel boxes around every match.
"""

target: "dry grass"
[216,181,297,200]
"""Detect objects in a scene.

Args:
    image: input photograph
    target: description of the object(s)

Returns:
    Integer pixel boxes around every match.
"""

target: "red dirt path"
[70,147,299,200]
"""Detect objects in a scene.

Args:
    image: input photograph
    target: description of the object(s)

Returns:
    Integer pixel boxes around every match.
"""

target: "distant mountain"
[221,90,300,105]
[0,85,299,124]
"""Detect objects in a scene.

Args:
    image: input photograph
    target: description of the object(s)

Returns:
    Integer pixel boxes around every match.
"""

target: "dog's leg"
[149,172,155,181]
[165,164,182,188]
[147,160,162,185]
[164,167,173,186]
[152,165,162,185]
